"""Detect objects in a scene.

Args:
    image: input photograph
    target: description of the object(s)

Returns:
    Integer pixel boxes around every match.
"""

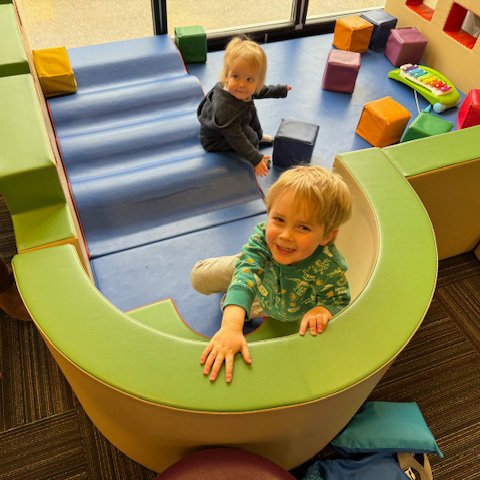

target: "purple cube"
[384,27,427,66]
[322,50,361,94]
[360,10,397,50]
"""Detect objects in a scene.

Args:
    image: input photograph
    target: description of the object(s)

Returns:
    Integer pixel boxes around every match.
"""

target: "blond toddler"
[197,36,291,177]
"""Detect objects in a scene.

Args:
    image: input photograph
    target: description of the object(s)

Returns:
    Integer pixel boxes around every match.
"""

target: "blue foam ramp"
[72,153,265,258]
[47,35,266,260]
[46,34,269,335]
[60,35,188,94]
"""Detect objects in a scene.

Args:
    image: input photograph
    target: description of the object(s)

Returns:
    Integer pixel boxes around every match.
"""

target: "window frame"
[151,0,384,51]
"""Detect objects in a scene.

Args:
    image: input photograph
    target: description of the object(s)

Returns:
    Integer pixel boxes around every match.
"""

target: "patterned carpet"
[1,195,479,479]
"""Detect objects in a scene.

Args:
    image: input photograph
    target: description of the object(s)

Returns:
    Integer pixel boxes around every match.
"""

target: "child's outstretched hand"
[255,156,270,177]
[299,306,332,336]
[200,305,251,383]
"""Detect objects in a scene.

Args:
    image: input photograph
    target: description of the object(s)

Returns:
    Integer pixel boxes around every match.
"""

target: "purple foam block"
[384,27,427,67]
[322,49,361,94]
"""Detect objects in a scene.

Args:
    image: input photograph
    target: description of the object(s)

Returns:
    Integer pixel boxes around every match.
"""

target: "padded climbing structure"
[6,24,470,476]
[384,125,480,259]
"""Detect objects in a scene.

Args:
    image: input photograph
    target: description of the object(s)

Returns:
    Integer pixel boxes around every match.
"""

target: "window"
[307,0,385,22]
[444,2,479,49]
[165,0,294,35]
[406,0,438,21]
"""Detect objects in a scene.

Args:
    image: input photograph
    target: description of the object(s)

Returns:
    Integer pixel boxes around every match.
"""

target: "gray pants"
[191,254,265,318]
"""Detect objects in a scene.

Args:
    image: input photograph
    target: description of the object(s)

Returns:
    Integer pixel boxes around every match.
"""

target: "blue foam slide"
[49,36,266,259]
[73,153,265,258]
[57,35,189,93]
[47,35,267,335]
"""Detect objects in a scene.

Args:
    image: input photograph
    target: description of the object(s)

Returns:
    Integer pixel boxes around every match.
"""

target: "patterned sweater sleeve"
[317,249,351,316]
[223,223,270,314]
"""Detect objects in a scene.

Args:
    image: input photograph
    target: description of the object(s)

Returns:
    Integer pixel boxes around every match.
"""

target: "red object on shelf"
[406,0,434,21]
[457,89,480,129]
[443,3,477,49]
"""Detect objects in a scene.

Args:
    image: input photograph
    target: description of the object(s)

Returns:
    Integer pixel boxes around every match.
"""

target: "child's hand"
[287,85,293,91]
[299,306,332,336]
[255,156,270,177]
[200,328,251,382]
[200,305,251,383]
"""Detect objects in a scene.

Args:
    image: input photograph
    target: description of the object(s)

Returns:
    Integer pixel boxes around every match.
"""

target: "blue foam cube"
[273,119,319,168]
[360,10,397,50]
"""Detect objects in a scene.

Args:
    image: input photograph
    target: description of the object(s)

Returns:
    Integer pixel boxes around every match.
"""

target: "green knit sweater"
[223,223,350,322]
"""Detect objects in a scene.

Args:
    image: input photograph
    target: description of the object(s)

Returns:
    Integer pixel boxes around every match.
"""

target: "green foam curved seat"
[13,147,437,412]
[12,144,438,472]
[0,74,75,250]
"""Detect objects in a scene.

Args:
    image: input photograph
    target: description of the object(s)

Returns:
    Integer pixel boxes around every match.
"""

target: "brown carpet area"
[1,194,479,479]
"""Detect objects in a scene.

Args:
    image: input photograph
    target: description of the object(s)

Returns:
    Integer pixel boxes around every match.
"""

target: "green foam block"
[174,25,207,63]
[401,112,453,143]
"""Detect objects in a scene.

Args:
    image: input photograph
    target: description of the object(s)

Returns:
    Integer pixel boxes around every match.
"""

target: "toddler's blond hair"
[220,36,267,95]
[266,165,352,237]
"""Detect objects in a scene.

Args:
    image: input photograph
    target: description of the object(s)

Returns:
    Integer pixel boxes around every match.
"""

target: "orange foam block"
[356,96,411,147]
[333,16,374,53]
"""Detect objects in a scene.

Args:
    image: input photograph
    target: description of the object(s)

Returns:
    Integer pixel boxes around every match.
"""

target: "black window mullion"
[293,0,310,29]
[151,0,167,35]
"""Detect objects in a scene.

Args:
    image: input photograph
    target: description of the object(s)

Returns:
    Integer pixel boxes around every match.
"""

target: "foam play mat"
[47,33,461,335]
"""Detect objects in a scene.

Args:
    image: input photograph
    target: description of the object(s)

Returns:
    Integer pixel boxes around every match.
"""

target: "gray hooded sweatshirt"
[197,82,289,166]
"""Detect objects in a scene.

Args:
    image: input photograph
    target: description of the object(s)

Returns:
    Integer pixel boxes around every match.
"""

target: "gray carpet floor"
[0,194,479,479]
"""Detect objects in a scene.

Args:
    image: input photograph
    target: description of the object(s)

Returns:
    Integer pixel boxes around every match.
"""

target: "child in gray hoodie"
[197,36,291,177]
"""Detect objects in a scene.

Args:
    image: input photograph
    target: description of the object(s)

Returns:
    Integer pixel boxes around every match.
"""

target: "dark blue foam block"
[189,34,463,174]
[91,213,267,337]
[73,152,265,258]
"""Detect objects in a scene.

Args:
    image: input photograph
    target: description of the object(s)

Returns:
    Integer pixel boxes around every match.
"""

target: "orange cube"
[356,96,411,147]
[333,16,374,53]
